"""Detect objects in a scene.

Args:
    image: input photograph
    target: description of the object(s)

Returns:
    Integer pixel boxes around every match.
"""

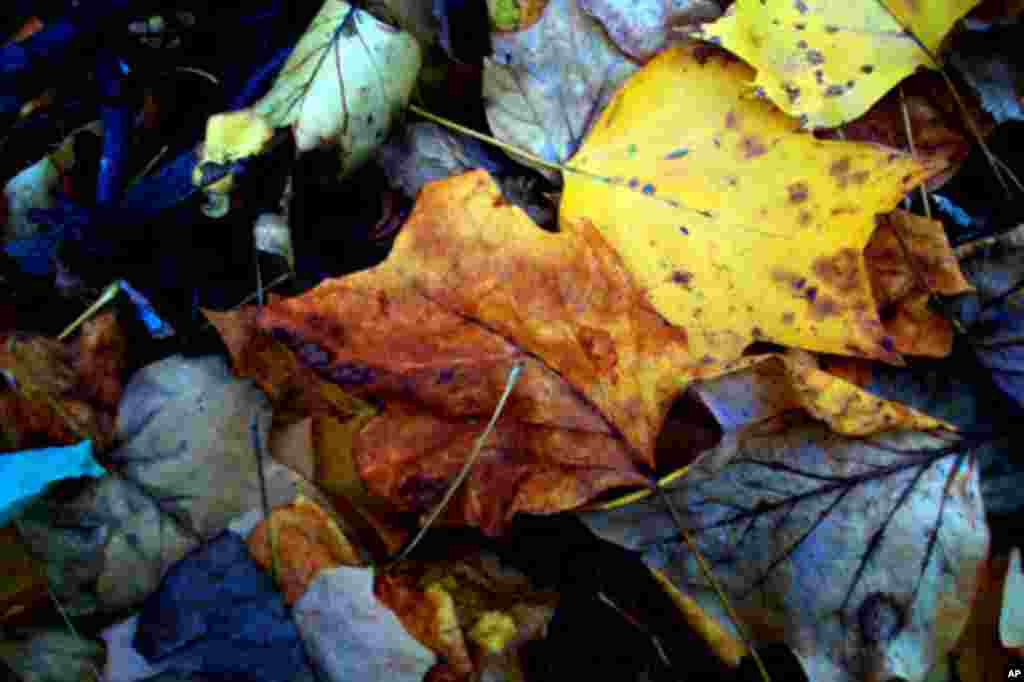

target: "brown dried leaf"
[257,171,701,533]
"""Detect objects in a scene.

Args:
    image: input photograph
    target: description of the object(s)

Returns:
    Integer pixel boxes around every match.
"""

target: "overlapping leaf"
[696,0,982,128]
[562,46,943,367]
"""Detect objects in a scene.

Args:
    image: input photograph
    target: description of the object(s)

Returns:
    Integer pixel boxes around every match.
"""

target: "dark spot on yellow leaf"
[812,248,861,293]
[794,22,806,30]
[831,205,859,216]
[805,286,818,301]
[694,307,703,317]
[701,354,715,364]
[861,65,875,74]
[782,312,795,324]
[806,50,824,65]
[794,0,809,13]
[851,170,869,184]
[824,84,845,97]
[671,270,693,286]
[725,111,738,128]
[754,86,767,99]
[752,326,764,338]
[794,277,806,289]
[830,157,851,178]
[798,210,812,226]
[741,136,767,159]
[846,80,855,88]
[797,39,808,49]
[493,194,510,207]
[825,24,840,33]
[782,81,801,103]
[787,181,809,203]
[814,70,824,85]
[811,295,841,319]
[679,226,690,235]
[628,177,639,188]
[665,148,689,160]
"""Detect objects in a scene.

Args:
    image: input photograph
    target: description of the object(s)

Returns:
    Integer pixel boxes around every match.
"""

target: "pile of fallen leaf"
[2,1,1024,681]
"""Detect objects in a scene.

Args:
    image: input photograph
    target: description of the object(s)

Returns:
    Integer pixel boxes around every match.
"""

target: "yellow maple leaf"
[561,45,944,368]
[696,0,981,128]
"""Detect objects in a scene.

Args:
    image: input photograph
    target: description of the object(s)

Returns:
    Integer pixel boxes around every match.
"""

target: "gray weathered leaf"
[293,566,437,682]
[483,0,638,181]
[579,0,721,62]
[17,355,312,614]
[581,370,990,682]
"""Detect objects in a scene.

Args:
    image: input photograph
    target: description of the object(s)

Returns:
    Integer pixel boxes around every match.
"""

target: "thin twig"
[389,360,524,564]
[58,281,120,341]
[655,486,772,682]
[898,86,931,219]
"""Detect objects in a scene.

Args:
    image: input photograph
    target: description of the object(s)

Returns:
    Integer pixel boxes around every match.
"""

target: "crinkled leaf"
[16,355,311,614]
[562,46,942,367]
[865,210,972,357]
[0,629,104,682]
[257,170,698,532]
[483,0,638,180]
[251,0,421,171]
[948,225,1024,409]
[132,531,314,682]
[582,388,988,682]
[696,0,982,128]
[580,0,722,61]
[293,566,437,682]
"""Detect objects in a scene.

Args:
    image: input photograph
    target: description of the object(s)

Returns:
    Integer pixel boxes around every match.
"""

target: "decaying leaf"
[377,551,558,681]
[696,0,982,128]
[582,367,988,682]
[865,210,972,357]
[205,305,375,426]
[257,170,700,532]
[952,551,1021,682]
[483,0,639,180]
[293,566,437,682]
[0,331,117,453]
[830,71,990,190]
[0,629,105,682]
[247,496,363,604]
[15,355,314,614]
[562,46,942,367]
[948,224,1024,409]
[580,0,723,61]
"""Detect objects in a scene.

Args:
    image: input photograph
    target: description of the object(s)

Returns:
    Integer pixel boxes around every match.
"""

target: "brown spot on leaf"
[798,210,812,226]
[794,0,809,12]
[787,181,809,203]
[824,84,845,97]
[851,170,869,184]
[782,312,795,324]
[741,136,767,159]
[815,70,824,85]
[812,248,861,293]
[797,39,808,49]
[811,295,841,319]
[806,50,825,65]
[782,81,801,104]
[725,111,738,129]
[830,157,851,178]
[861,64,875,74]
[671,270,693,286]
